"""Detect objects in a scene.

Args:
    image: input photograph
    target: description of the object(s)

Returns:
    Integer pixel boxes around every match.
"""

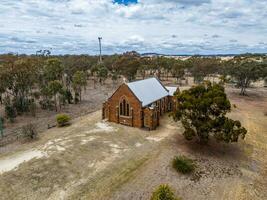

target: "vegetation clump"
[173,81,247,144]
[172,156,195,174]
[21,123,38,140]
[5,104,17,123]
[0,53,265,124]
[151,184,180,200]
[225,57,267,95]
[56,114,71,127]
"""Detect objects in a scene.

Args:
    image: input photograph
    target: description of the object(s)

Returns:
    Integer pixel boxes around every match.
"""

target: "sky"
[0,0,266,55]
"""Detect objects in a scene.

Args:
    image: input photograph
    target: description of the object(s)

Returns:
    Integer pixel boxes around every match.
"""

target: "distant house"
[102,77,179,130]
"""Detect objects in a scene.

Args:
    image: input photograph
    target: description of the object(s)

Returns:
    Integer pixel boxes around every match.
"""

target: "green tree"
[96,64,109,84]
[226,58,267,95]
[43,58,64,82]
[187,57,220,84]
[154,56,169,80]
[171,60,186,85]
[172,82,247,144]
[72,71,87,102]
[114,55,140,81]
[111,71,119,86]
[0,58,38,114]
[48,80,63,111]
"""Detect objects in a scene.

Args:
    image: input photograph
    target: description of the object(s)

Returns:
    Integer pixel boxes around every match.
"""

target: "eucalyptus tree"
[72,70,87,102]
[172,82,247,144]
[226,58,267,95]
[43,58,64,83]
[114,55,140,81]
[47,80,63,111]
[187,57,221,84]
[97,64,109,85]
[0,58,39,114]
[171,60,186,84]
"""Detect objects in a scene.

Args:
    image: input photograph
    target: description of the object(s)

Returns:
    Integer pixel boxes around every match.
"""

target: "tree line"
[0,52,266,122]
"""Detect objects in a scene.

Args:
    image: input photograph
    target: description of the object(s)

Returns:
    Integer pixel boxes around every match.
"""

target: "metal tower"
[98,37,102,63]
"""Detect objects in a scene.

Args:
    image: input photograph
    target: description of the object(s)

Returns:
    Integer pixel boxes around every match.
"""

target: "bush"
[21,123,38,140]
[39,99,54,110]
[56,114,71,127]
[5,104,17,123]
[151,184,180,200]
[172,156,195,174]
[29,101,37,117]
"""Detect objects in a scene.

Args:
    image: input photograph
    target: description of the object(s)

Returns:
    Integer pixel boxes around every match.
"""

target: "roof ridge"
[127,77,156,85]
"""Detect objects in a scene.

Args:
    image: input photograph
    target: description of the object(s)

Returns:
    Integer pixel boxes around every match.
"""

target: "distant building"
[102,77,179,130]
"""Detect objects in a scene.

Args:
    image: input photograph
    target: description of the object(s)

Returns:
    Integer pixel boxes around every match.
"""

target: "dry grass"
[0,86,267,200]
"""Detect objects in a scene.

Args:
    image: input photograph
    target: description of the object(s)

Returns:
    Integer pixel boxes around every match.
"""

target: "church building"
[102,77,178,130]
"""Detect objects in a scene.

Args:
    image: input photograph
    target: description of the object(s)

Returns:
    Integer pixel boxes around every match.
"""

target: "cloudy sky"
[0,0,266,55]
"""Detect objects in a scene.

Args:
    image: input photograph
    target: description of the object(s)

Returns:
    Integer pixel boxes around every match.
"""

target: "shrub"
[172,156,195,174]
[39,99,54,110]
[151,184,180,200]
[5,104,17,123]
[29,101,37,117]
[56,114,71,127]
[21,123,38,140]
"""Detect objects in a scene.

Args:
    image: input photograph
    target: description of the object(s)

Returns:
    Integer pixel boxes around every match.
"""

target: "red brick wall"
[144,108,159,130]
[104,84,143,128]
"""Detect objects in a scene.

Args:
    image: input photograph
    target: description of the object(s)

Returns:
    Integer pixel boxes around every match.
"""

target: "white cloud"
[0,0,266,54]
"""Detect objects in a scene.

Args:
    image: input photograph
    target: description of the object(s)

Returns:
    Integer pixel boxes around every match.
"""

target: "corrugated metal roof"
[166,86,178,96]
[127,77,169,107]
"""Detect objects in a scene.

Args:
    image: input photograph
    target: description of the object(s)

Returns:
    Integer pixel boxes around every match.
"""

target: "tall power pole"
[98,37,102,63]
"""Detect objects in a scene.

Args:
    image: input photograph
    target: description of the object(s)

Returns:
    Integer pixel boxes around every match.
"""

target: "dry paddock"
[0,86,266,200]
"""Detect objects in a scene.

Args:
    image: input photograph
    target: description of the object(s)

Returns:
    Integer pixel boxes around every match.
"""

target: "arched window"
[120,98,130,116]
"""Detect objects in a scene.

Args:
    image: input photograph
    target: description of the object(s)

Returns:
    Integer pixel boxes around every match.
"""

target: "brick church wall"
[103,82,177,130]
[104,84,143,128]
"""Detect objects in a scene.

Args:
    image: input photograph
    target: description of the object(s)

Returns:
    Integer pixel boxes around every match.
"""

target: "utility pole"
[98,37,102,63]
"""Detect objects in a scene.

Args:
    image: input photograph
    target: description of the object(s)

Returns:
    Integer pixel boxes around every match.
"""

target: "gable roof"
[127,77,169,107]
